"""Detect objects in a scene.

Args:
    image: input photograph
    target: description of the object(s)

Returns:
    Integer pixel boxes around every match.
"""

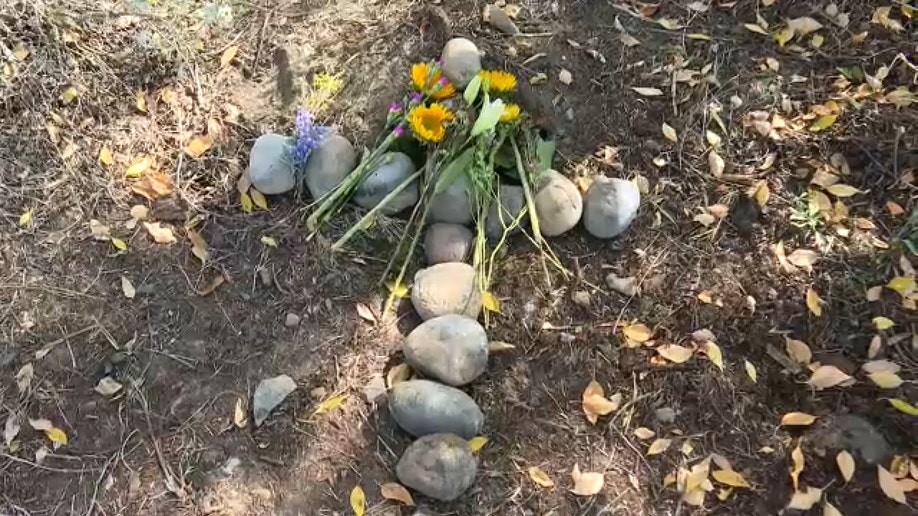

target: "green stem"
[330,169,423,251]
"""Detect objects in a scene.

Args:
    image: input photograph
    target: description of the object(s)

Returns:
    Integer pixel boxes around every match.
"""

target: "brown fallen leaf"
[647,438,672,455]
[144,222,176,244]
[787,486,822,510]
[781,412,817,426]
[356,303,376,323]
[581,380,621,424]
[623,323,652,343]
[806,288,823,316]
[380,482,415,506]
[570,464,604,496]
[790,444,804,491]
[656,344,694,364]
[130,172,173,200]
[187,230,209,264]
[528,466,555,488]
[837,450,855,482]
[198,274,226,296]
[807,365,853,390]
[787,249,819,271]
[785,337,813,365]
[633,427,656,440]
[220,45,239,68]
[711,469,750,488]
[878,465,907,504]
[185,135,213,158]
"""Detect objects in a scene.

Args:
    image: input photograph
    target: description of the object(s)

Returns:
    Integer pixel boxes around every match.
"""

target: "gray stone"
[411,263,482,321]
[363,374,387,404]
[354,152,418,214]
[396,433,478,501]
[389,380,483,438]
[248,134,295,195]
[486,185,525,240]
[430,172,474,225]
[252,375,297,427]
[441,38,482,89]
[533,170,583,237]
[404,315,488,386]
[303,134,357,199]
[811,414,893,464]
[582,177,641,239]
[425,223,473,265]
[284,313,300,327]
[654,407,677,424]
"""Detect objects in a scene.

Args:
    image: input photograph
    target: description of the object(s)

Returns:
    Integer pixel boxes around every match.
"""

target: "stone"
[811,414,893,464]
[486,184,525,240]
[248,134,295,195]
[411,262,482,320]
[252,375,297,427]
[404,315,488,386]
[424,223,473,265]
[582,177,641,239]
[284,313,300,327]
[354,152,418,214]
[654,407,677,424]
[430,172,474,224]
[483,5,520,34]
[571,290,591,307]
[533,170,583,237]
[389,380,483,439]
[303,134,357,199]
[396,433,478,502]
[363,374,387,404]
[440,38,482,88]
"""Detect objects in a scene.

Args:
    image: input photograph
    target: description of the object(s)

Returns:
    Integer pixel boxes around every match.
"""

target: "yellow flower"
[408,103,455,143]
[500,103,522,123]
[480,70,517,93]
[410,62,456,100]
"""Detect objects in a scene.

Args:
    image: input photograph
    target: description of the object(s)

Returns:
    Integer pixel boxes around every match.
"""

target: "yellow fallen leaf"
[810,114,837,132]
[887,277,915,295]
[314,394,347,415]
[350,485,366,516]
[633,427,656,440]
[810,34,824,48]
[656,17,682,30]
[825,184,860,197]
[808,365,853,390]
[570,464,604,496]
[787,16,823,36]
[623,323,652,343]
[233,398,247,428]
[873,317,894,331]
[712,469,750,488]
[787,486,822,510]
[144,222,176,244]
[836,450,855,482]
[781,412,817,426]
[806,288,823,317]
[469,436,489,453]
[647,438,672,455]
[744,23,769,35]
[888,398,918,416]
[482,291,501,313]
[380,482,415,506]
[125,156,152,178]
[581,380,620,424]
[868,371,903,389]
[220,45,239,68]
[19,209,33,227]
[99,147,114,166]
[60,86,79,104]
[240,192,254,213]
[662,122,678,143]
[786,337,813,364]
[261,235,278,248]
[700,341,724,371]
[251,189,268,210]
[656,344,693,364]
[744,360,757,383]
[185,136,213,158]
[45,427,68,446]
[774,26,795,46]
[528,466,555,488]
[687,33,711,41]
[111,237,128,251]
[790,444,804,490]
[878,465,907,504]
[386,363,411,388]
[135,90,147,112]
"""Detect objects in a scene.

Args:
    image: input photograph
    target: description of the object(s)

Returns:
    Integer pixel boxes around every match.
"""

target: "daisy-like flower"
[411,62,456,100]
[480,70,517,93]
[407,103,455,143]
[500,103,522,123]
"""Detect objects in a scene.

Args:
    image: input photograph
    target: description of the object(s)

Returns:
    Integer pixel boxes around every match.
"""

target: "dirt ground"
[1,0,916,515]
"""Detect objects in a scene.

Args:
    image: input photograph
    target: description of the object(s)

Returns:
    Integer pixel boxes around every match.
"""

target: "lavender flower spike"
[292,108,329,166]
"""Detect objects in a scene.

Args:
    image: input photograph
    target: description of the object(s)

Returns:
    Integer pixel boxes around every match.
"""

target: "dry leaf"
[28,418,53,431]
[712,469,750,488]
[233,398,247,428]
[94,376,123,396]
[16,364,34,393]
[657,344,694,364]
[19,209,33,227]
[743,23,769,35]
[806,288,823,317]
[528,466,555,488]
[144,222,176,244]
[825,184,860,197]
[220,45,239,68]
[482,291,501,313]
[753,181,770,207]
[135,90,147,112]
[888,398,918,416]
[130,172,173,200]
[699,291,715,304]
[240,192,254,213]
[868,371,903,389]
[99,147,114,166]
[623,323,652,343]
[3,414,20,448]
[125,156,152,178]
[620,33,642,47]
[250,189,269,210]
[873,317,894,331]
[469,436,489,453]
[634,427,656,440]
[808,365,853,390]
[708,150,725,177]
[198,274,226,296]
[355,303,376,323]
[558,69,573,85]
[488,341,516,352]
[185,136,213,158]
[867,335,883,358]
[380,482,415,506]
[386,363,411,388]
[744,360,757,383]
[121,276,136,299]
[787,16,823,36]
[705,130,722,147]
[261,235,278,248]
[187,230,209,264]
[887,276,915,295]
[781,412,817,426]
[657,17,682,30]
[863,360,901,375]
[45,427,68,447]
[810,114,837,132]
[837,450,855,482]
[867,286,883,302]
[632,87,664,97]
[700,341,724,371]
[647,438,672,455]
[878,465,907,504]
[787,487,822,510]
[787,249,819,271]
[570,464,604,496]
[582,380,620,424]
[824,501,843,516]
[662,123,678,143]
[350,485,366,516]
[790,444,804,490]
[313,394,347,415]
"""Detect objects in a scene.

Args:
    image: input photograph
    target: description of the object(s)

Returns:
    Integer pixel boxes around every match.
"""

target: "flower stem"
[331,170,423,251]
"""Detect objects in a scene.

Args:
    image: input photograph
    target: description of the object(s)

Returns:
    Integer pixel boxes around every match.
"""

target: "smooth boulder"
[389,380,483,439]
[396,433,478,502]
[485,184,525,240]
[430,172,474,224]
[582,177,640,239]
[411,263,482,320]
[441,38,482,88]
[425,223,473,265]
[404,315,488,386]
[248,134,295,194]
[303,134,357,199]
[534,170,583,237]
[354,152,418,214]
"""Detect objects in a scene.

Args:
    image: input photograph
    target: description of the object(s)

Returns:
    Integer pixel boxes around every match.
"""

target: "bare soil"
[1,1,915,515]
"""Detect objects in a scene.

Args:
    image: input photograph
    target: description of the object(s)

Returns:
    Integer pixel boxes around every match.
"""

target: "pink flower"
[389,102,402,113]
[393,125,405,138]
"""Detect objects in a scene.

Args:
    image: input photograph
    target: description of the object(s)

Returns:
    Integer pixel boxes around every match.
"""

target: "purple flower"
[292,108,329,166]
[389,102,402,113]
[393,125,405,138]
[438,76,449,86]
[410,92,423,104]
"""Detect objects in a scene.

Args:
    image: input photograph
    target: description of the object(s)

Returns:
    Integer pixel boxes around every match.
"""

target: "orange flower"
[411,62,456,100]
[407,103,455,143]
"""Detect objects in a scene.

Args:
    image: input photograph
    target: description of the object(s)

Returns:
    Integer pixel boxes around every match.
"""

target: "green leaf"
[535,136,557,173]
[464,74,482,105]
[888,398,918,416]
[471,97,505,137]
[435,147,475,194]
[836,66,864,83]
[809,114,837,132]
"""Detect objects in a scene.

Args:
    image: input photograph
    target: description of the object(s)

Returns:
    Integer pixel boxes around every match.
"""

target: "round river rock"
[425,223,473,265]
[440,38,481,88]
[303,134,357,199]
[354,152,418,214]
[582,177,640,239]
[411,262,482,320]
[248,134,295,195]
[534,170,583,237]
[396,433,479,502]
[430,172,474,225]
[404,314,488,386]
[389,380,483,439]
